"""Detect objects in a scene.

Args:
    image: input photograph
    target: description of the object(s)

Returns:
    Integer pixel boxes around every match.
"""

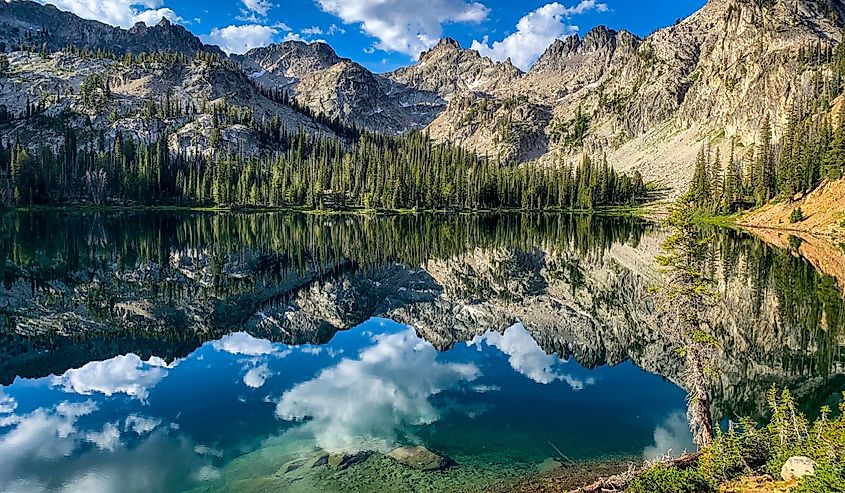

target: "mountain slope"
[1,0,844,193]
[0,0,222,57]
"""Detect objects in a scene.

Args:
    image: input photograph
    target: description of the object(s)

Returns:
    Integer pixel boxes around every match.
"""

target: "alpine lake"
[0,211,842,493]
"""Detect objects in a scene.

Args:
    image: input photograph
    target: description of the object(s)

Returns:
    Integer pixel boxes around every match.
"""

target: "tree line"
[0,124,653,210]
[687,35,845,213]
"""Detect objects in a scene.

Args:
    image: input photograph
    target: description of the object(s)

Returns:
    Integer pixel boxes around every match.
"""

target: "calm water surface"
[0,212,842,492]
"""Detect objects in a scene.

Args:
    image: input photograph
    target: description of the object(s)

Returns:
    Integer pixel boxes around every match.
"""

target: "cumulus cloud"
[211,332,276,356]
[37,0,182,29]
[201,25,278,54]
[124,415,161,435]
[316,0,488,57]
[471,0,608,71]
[243,363,272,389]
[470,324,595,389]
[86,423,122,451]
[276,329,479,452]
[0,400,98,479]
[51,354,171,400]
[643,412,695,460]
[0,389,16,415]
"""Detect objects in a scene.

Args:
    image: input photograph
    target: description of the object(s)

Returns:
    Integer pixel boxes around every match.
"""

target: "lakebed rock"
[389,446,455,472]
[781,456,816,481]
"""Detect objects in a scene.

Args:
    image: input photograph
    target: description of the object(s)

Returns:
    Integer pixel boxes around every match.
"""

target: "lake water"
[0,212,842,493]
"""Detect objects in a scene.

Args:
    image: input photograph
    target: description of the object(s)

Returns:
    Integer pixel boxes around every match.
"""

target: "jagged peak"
[582,25,617,51]
[436,37,462,50]
[418,37,465,62]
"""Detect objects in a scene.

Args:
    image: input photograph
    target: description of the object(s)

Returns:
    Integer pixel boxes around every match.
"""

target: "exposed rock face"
[2,0,844,191]
[0,0,222,57]
[238,41,432,133]
[0,51,330,156]
[387,37,522,102]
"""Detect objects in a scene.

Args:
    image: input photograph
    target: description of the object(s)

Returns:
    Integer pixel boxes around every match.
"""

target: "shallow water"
[0,212,842,492]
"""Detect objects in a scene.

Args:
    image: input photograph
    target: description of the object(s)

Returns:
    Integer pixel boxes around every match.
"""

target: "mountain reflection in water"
[0,211,843,493]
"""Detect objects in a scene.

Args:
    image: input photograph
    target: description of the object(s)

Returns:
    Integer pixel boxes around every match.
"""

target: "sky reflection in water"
[0,319,692,493]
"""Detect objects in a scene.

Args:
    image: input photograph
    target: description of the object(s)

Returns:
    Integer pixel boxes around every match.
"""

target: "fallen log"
[568,452,702,493]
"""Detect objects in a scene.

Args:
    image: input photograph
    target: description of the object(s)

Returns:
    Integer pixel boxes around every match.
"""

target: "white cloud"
[470,324,595,389]
[0,400,98,477]
[276,329,479,453]
[37,0,182,29]
[201,25,278,54]
[242,0,273,16]
[316,0,488,57]
[302,26,323,36]
[471,0,608,71]
[243,363,272,389]
[211,332,276,356]
[643,412,695,460]
[0,389,16,415]
[51,354,171,400]
[131,8,181,26]
[86,423,122,451]
[124,415,161,435]
[272,21,292,31]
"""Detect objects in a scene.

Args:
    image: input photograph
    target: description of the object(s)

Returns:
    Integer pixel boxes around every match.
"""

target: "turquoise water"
[0,211,842,492]
[0,319,691,492]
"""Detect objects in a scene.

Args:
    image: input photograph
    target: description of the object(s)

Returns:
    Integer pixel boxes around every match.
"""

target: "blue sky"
[40,0,706,72]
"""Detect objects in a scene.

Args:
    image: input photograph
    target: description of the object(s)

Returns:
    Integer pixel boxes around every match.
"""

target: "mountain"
[0,0,844,193]
[385,37,521,101]
[0,0,223,57]
[422,0,845,189]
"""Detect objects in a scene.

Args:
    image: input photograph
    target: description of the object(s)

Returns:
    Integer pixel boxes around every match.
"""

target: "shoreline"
[0,205,650,217]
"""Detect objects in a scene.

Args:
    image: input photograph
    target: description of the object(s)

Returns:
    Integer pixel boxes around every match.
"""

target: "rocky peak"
[129,21,148,35]
[419,37,463,62]
[242,41,344,80]
[0,0,221,56]
[581,25,617,52]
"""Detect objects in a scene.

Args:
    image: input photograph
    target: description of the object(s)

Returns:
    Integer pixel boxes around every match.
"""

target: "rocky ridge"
[1,0,844,190]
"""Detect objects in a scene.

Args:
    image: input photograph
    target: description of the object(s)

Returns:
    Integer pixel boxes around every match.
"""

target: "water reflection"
[276,327,479,453]
[470,324,595,389]
[0,211,843,492]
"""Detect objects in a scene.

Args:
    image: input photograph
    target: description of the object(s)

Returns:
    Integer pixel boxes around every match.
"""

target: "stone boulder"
[781,456,816,481]
[389,446,455,472]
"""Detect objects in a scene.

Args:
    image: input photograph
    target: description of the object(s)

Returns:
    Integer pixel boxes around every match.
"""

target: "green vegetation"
[697,389,845,488]
[0,117,651,211]
[790,207,805,223]
[687,34,845,215]
[0,54,9,77]
[628,466,715,493]
[656,198,719,448]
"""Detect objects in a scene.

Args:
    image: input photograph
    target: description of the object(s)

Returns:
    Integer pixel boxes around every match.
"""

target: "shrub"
[628,465,716,493]
[793,463,845,493]
[790,207,805,223]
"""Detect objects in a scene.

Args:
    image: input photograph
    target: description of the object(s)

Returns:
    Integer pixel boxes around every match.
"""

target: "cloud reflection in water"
[470,324,595,389]
[275,328,480,453]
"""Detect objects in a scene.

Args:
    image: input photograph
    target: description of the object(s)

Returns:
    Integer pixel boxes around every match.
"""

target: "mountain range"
[0,0,843,192]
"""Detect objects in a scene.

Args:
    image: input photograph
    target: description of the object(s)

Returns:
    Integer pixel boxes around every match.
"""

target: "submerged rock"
[781,456,816,481]
[329,451,372,471]
[389,446,455,472]
[539,457,564,474]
